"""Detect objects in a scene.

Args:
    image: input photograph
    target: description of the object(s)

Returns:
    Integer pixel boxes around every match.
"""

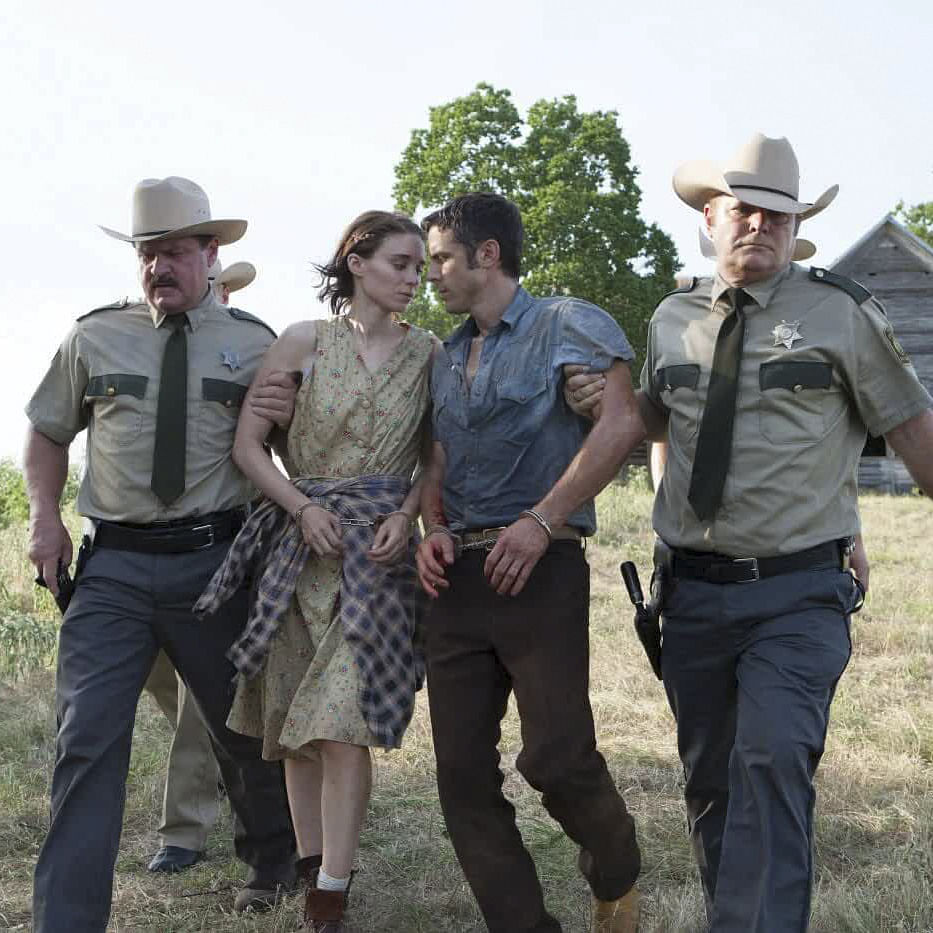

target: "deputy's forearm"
[885,408,933,497]
[24,426,69,518]
[534,398,646,529]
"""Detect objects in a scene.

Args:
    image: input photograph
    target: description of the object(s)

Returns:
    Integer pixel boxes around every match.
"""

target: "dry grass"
[0,487,931,931]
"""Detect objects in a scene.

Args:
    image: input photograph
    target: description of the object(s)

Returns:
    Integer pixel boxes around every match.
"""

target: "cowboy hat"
[100,176,247,245]
[674,134,838,220]
[697,228,816,262]
[209,260,257,292]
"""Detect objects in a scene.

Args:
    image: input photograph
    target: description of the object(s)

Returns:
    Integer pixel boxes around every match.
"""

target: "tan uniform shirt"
[642,263,932,556]
[26,290,274,523]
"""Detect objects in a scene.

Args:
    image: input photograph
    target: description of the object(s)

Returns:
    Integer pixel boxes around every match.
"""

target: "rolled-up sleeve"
[25,325,89,445]
[554,300,634,371]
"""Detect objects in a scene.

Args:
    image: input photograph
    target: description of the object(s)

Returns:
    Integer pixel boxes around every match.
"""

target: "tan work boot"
[592,885,640,932]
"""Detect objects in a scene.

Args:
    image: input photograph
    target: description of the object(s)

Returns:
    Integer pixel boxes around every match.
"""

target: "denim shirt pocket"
[495,370,549,443]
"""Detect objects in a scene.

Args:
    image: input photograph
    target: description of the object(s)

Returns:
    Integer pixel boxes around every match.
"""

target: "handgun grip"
[620,561,645,606]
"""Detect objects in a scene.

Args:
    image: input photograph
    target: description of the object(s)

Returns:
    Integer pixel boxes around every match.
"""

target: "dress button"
[793,384,803,393]
[106,386,115,396]
[361,399,371,409]
[225,399,233,407]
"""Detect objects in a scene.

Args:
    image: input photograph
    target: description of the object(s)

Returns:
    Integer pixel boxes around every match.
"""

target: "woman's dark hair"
[315,210,424,315]
[421,193,523,279]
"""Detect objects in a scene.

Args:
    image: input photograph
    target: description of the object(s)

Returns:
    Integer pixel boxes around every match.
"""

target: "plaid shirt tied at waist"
[194,473,424,747]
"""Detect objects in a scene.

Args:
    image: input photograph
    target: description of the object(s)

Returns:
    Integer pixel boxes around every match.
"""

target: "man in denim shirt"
[416,194,646,933]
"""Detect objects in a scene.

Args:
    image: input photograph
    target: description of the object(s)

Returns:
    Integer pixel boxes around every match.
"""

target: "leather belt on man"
[92,508,246,554]
[457,525,582,557]
[671,539,849,584]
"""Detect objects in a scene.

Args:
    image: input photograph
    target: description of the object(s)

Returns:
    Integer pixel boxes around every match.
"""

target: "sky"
[1,0,930,461]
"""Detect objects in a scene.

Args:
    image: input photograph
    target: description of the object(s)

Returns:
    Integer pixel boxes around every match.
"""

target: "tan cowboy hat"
[674,134,838,220]
[100,176,247,245]
[697,228,816,262]
[209,260,257,292]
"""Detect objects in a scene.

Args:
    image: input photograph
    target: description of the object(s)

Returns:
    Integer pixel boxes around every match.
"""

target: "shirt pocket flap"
[202,378,248,408]
[759,361,832,392]
[498,373,548,404]
[655,363,700,393]
[86,373,148,399]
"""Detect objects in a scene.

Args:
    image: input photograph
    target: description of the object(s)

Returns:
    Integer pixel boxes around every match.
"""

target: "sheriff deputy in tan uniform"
[25,177,297,932]
[141,256,262,874]
[567,134,933,932]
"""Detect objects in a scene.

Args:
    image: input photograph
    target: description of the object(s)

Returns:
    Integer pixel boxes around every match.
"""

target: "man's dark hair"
[422,193,523,279]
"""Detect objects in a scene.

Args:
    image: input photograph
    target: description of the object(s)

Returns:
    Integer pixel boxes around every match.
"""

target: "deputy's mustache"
[152,277,179,288]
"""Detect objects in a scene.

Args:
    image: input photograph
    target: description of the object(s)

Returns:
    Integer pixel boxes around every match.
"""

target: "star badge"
[221,350,241,372]
[772,320,802,350]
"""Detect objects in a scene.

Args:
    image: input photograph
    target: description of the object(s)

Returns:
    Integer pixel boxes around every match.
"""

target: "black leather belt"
[671,540,846,584]
[93,508,245,554]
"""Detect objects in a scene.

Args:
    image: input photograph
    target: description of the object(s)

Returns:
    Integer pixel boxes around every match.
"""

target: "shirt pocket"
[495,371,550,443]
[84,373,148,448]
[655,364,701,441]
[758,360,837,446]
[198,378,248,454]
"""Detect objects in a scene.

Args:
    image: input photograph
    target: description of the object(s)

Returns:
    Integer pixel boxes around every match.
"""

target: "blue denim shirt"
[431,287,634,535]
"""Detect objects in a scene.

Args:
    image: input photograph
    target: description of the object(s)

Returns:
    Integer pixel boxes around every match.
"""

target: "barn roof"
[830,212,933,272]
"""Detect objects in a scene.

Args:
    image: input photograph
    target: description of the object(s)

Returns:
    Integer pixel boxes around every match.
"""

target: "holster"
[54,533,92,615]
[640,539,673,679]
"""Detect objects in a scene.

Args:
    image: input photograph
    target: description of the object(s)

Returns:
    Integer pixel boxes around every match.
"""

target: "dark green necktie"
[151,313,188,504]
[687,287,751,522]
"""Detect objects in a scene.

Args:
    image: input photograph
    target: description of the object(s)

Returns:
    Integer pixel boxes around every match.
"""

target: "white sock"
[316,868,350,892]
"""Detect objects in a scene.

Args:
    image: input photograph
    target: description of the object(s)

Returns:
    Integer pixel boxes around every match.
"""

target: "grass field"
[0,483,931,932]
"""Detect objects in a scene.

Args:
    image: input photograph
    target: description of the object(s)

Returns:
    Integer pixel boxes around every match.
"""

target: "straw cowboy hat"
[697,228,816,262]
[100,176,246,245]
[674,133,838,220]
[208,260,257,292]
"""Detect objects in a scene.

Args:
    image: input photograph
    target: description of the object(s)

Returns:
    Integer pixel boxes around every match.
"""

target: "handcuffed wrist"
[520,509,552,540]
[426,523,456,540]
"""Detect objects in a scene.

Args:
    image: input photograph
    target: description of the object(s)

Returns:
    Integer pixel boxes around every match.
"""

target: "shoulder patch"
[227,307,277,339]
[809,267,872,305]
[77,297,130,321]
[656,277,697,308]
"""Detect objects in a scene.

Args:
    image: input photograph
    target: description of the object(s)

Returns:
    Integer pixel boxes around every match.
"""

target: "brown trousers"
[426,543,640,933]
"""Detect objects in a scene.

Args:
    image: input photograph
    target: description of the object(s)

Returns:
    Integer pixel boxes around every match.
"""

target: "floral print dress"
[227,316,433,758]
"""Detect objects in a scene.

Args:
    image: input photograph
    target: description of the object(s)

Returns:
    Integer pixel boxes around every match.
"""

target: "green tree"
[894,199,933,247]
[393,83,680,366]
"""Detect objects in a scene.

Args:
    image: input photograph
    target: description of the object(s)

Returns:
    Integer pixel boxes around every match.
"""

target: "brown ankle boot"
[296,854,322,887]
[303,886,347,933]
[592,885,640,932]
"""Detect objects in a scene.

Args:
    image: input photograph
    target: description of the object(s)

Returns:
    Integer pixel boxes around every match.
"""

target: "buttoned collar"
[149,287,216,332]
[443,286,533,351]
[710,263,794,314]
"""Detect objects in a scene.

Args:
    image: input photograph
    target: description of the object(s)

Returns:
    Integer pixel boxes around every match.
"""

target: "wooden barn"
[830,214,933,492]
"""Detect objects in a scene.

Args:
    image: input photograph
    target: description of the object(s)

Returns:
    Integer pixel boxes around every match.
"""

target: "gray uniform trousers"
[32,542,295,933]
[661,566,859,933]
[145,651,223,850]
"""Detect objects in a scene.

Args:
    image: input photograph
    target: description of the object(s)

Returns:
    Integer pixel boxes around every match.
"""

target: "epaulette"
[227,307,277,339]
[77,297,130,321]
[656,277,698,307]
[809,267,872,305]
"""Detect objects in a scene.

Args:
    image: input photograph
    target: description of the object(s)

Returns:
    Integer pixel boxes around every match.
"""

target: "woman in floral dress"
[206,211,437,931]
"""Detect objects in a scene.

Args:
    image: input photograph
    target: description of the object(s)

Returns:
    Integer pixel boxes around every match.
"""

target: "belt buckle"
[339,518,374,527]
[461,527,504,553]
[191,524,215,550]
[731,557,759,583]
